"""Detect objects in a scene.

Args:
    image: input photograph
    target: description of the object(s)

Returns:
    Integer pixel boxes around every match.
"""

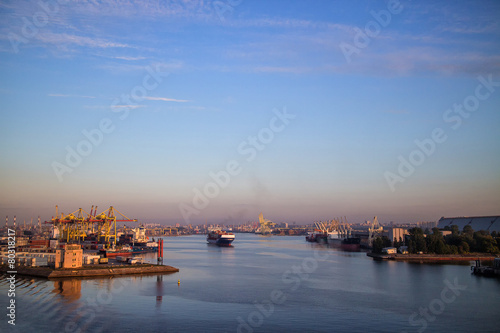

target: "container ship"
[207,230,235,246]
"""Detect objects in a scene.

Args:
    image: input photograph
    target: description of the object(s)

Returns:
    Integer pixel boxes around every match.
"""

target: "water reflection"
[52,279,81,302]
[156,275,164,308]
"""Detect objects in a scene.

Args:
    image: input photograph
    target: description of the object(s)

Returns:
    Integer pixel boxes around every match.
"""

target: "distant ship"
[306,230,327,243]
[340,237,361,251]
[327,231,342,247]
[207,230,235,246]
[327,231,361,251]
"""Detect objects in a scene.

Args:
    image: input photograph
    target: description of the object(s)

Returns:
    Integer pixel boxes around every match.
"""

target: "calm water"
[1,234,499,332]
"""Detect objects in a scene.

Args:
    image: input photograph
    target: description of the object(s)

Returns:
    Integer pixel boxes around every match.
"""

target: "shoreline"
[0,263,179,279]
[367,252,497,262]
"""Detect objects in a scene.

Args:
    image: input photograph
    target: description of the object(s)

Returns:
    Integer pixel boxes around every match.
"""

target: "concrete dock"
[0,263,179,279]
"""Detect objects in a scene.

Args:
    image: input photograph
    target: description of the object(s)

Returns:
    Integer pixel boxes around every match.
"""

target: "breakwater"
[0,263,179,279]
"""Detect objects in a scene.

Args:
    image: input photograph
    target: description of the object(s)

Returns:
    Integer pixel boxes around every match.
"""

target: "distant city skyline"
[1,1,499,226]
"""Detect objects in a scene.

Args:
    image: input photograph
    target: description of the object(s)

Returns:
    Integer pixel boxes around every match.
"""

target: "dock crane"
[258,213,276,235]
[47,205,137,246]
[367,216,383,248]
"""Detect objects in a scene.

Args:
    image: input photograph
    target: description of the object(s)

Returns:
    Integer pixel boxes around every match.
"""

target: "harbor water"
[1,234,499,332]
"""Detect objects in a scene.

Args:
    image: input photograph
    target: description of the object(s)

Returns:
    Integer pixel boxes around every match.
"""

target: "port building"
[437,216,500,233]
[55,244,83,269]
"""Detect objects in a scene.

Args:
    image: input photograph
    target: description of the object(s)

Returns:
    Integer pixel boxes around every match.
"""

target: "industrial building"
[55,244,83,269]
[437,215,500,233]
[383,227,409,244]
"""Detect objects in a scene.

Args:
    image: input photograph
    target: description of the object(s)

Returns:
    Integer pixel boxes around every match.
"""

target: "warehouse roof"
[437,216,500,233]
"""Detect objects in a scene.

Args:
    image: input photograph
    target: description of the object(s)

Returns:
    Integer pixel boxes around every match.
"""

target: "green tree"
[426,228,448,254]
[372,237,384,254]
[463,225,474,237]
[458,241,470,254]
[381,236,392,248]
[408,227,427,253]
[393,236,404,249]
[474,233,499,254]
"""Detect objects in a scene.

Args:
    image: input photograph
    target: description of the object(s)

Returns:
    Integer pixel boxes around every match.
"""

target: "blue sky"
[1,0,499,225]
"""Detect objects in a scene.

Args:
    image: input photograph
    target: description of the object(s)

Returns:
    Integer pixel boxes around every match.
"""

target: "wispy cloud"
[231,17,352,33]
[111,105,146,109]
[98,60,183,74]
[112,56,147,61]
[37,33,131,49]
[143,96,189,103]
[48,93,96,98]
[253,66,309,74]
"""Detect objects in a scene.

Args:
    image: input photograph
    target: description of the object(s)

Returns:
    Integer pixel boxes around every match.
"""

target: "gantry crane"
[367,216,383,247]
[258,213,276,234]
[47,205,137,246]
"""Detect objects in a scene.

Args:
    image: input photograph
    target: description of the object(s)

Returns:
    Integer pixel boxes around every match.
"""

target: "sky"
[0,0,499,226]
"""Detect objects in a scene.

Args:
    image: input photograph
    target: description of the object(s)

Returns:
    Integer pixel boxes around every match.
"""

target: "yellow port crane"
[258,213,276,235]
[48,205,137,246]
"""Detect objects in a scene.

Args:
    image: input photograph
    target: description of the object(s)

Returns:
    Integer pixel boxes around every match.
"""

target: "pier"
[0,263,179,279]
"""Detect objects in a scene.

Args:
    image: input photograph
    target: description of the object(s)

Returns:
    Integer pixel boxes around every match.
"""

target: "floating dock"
[0,263,179,279]
[471,258,500,277]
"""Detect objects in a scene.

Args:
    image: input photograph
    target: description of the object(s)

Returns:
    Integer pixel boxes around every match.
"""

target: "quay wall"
[0,264,179,279]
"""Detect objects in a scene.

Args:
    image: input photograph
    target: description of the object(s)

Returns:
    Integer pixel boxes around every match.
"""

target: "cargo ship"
[132,244,158,254]
[340,237,361,251]
[100,243,157,258]
[327,231,342,247]
[207,230,235,246]
[99,245,133,258]
[306,230,327,243]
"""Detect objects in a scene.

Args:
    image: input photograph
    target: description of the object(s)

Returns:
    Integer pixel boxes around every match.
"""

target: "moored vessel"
[306,230,327,243]
[99,244,133,258]
[341,237,361,251]
[327,231,342,247]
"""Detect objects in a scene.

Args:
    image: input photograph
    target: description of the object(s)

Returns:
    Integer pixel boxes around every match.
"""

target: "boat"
[306,230,327,243]
[341,237,361,251]
[132,240,158,254]
[207,230,235,246]
[327,231,342,248]
[99,245,133,258]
